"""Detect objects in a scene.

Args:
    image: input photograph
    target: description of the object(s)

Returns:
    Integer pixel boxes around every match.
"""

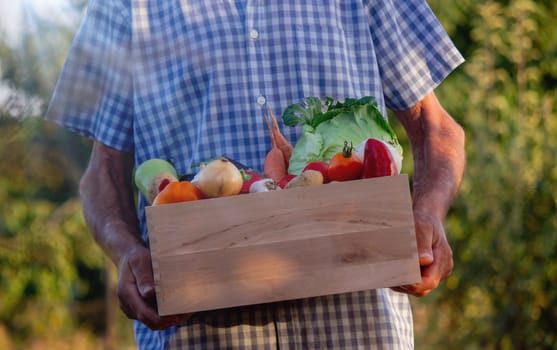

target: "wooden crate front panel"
[147,175,420,315]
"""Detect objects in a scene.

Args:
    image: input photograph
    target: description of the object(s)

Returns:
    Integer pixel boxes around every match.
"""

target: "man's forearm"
[389,92,464,296]
[79,141,144,266]
[394,93,466,218]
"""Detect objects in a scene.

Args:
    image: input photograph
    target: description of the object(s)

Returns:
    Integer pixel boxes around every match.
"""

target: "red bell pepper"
[360,138,398,178]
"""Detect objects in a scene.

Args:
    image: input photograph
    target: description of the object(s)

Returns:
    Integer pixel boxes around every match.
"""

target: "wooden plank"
[147,174,420,315]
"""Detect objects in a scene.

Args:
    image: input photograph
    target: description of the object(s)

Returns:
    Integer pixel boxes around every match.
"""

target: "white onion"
[196,157,243,198]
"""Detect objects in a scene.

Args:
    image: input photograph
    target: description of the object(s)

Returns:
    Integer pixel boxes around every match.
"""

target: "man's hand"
[80,141,191,329]
[392,211,453,296]
[117,244,191,330]
[392,92,465,297]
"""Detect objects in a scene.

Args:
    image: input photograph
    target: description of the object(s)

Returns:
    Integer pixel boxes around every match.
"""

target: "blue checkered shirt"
[46,0,463,349]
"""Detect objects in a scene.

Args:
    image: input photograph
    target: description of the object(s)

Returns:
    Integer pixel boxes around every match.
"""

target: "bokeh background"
[1,0,556,349]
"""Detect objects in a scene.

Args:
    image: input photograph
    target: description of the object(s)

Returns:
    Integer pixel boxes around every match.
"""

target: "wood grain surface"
[147,174,420,315]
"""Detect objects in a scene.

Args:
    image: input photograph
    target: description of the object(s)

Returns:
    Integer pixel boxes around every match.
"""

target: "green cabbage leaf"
[283,96,402,174]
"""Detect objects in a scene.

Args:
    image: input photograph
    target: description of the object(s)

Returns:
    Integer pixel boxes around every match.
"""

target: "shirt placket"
[246,1,270,111]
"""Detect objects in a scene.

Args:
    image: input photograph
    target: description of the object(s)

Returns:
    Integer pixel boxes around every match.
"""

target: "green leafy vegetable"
[283,96,402,174]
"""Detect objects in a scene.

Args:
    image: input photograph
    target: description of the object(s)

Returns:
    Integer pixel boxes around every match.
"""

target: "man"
[46,1,465,349]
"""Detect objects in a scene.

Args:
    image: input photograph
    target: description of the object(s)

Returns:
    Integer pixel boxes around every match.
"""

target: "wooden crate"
[146,174,420,316]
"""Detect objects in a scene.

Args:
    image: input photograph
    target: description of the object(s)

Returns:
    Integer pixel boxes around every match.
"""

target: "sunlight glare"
[0,0,83,117]
[0,0,79,45]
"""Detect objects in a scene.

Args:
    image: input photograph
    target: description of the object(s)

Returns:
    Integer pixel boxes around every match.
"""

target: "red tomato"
[327,141,363,181]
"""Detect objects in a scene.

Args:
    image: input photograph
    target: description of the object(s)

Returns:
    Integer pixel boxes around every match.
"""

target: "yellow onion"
[195,157,243,198]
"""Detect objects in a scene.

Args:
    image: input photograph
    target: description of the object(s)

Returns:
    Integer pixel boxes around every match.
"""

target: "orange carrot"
[263,108,289,182]
[264,146,287,183]
[266,106,293,164]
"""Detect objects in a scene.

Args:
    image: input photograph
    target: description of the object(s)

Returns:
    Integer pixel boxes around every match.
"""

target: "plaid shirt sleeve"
[364,0,464,110]
[45,0,134,151]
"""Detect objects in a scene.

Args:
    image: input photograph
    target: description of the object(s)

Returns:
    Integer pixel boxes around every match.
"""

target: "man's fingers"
[117,247,194,330]
[117,267,162,328]
[411,264,442,296]
[394,233,453,297]
[119,273,192,330]
[126,247,156,298]
[393,264,440,297]
[413,213,435,267]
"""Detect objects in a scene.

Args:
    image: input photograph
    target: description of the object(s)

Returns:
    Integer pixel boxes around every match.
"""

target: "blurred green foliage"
[414,0,557,349]
[0,2,133,349]
[0,0,556,349]
[0,115,102,342]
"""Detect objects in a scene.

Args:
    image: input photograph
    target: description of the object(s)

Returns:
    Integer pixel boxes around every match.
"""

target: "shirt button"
[249,29,259,40]
[257,95,266,106]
